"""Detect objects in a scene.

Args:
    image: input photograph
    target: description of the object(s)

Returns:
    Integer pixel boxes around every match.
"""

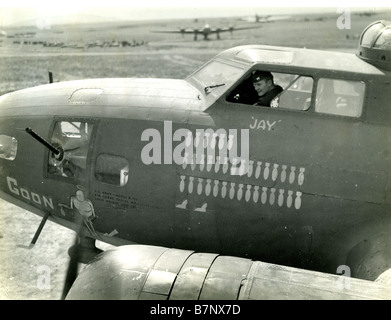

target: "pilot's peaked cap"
[252,71,273,83]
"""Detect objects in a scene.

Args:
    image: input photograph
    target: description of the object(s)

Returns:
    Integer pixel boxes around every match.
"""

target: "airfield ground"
[0,9,390,300]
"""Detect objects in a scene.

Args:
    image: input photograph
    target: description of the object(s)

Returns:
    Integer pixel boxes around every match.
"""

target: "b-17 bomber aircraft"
[151,23,261,40]
[0,20,391,300]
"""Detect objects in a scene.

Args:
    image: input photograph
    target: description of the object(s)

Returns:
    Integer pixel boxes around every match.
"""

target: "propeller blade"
[61,215,84,300]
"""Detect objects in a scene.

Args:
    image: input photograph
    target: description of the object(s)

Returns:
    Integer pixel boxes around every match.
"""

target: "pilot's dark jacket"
[254,85,283,107]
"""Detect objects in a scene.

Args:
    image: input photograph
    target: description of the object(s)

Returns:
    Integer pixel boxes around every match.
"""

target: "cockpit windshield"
[190,60,245,97]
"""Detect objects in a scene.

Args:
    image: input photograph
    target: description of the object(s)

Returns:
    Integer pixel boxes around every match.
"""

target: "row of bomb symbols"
[179,175,303,209]
[181,153,305,187]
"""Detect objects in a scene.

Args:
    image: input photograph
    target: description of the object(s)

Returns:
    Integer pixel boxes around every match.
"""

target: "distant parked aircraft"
[152,23,261,41]
[239,14,290,23]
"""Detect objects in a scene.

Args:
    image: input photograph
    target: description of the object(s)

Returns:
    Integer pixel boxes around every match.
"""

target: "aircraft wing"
[151,29,199,34]
[217,25,262,32]
[151,25,261,35]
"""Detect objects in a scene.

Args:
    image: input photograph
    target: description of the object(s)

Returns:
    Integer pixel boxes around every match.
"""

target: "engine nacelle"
[66,245,391,300]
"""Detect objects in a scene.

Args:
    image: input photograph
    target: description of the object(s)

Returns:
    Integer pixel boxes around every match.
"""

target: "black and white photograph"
[0,0,390,305]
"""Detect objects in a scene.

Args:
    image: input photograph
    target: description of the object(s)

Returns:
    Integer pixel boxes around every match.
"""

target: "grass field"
[0,53,213,95]
[1,9,390,96]
[0,199,75,299]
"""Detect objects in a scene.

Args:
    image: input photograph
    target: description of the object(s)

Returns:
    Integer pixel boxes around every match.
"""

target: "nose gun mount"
[25,127,64,162]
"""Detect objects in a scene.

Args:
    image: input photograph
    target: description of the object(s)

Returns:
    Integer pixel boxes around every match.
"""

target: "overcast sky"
[0,0,388,27]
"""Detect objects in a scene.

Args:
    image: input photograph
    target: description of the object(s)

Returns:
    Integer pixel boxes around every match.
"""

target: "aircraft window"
[48,121,93,179]
[315,79,365,118]
[227,71,313,111]
[95,154,129,187]
[191,60,244,95]
[270,74,313,110]
[0,135,17,160]
[361,22,384,47]
[374,28,391,49]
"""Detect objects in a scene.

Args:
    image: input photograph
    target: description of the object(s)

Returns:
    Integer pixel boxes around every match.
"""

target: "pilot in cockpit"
[229,71,283,107]
[251,71,283,107]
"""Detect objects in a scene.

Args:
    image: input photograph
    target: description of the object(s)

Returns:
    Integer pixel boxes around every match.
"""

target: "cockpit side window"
[227,70,314,111]
[48,121,93,180]
[315,79,365,118]
[271,74,313,110]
